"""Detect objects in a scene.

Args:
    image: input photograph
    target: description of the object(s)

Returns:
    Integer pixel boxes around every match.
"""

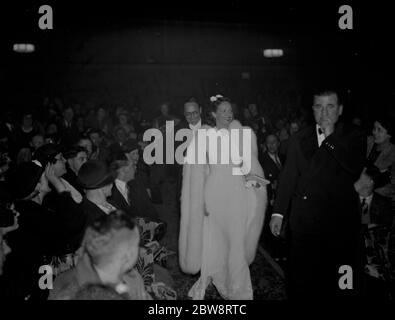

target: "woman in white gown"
[179,95,268,300]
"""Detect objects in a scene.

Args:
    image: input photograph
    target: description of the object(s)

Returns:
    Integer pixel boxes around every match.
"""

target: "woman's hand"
[45,163,66,193]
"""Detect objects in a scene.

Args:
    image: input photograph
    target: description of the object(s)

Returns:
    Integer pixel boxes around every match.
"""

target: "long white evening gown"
[183,123,267,300]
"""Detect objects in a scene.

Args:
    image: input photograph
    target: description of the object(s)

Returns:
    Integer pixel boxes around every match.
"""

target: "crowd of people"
[0,89,394,300]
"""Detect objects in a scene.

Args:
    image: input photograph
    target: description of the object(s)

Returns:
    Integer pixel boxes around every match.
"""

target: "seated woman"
[3,161,74,299]
[78,160,174,298]
[366,115,395,200]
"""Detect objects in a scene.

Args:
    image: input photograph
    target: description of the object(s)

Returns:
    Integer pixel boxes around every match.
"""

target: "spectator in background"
[15,112,40,152]
[62,146,88,194]
[109,127,128,155]
[114,111,135,137]
[260,134,284,206]
[88,129,110,163]
[48,210,151,300]
[279,120,300,159]
[366,115,395,200]
[45,122,61,144]
[30,134,45,153]
[77,137,94,160]
[153,102,180,130]
[59,106,80,147]
[93,107,113,135]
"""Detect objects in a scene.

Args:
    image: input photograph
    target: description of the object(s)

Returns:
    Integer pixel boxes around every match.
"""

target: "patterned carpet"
[166,247,286,300]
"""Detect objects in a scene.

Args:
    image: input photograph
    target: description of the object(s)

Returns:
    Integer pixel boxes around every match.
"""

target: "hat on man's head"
[78,160,116,190]
[33,143,63,167]
[122,139,139,153]
[7,162,44,199]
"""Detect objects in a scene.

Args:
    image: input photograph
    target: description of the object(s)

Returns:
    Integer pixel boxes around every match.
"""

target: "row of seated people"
[0,140,175,300]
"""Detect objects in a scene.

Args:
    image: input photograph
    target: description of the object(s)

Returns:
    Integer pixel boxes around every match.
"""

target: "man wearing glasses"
[174,98,204,208]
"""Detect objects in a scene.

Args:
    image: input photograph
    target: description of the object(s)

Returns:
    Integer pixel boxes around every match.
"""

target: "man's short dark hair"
[313,87,343,106]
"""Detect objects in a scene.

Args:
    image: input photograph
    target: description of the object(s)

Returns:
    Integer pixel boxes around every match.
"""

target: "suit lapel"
[300,126,319,162]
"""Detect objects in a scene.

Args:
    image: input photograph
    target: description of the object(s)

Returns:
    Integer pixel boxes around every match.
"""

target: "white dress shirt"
[316,124,326,147]
[268,152,282,168]
[189,119,202,131]
[115,179,129,204]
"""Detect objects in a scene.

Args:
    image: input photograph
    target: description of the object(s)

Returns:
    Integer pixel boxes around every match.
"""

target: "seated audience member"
[109,127,128,155]
[0,185,19,277]
[77,137,94,159]
[354,167,395,298]
[110,145,159,219]
[15,112,40,152]
[45,123,61,144]
[93,107,113,136]
[87,129,110,163]
[366,115,395,199]
[62,146,88,194]
[48,210,151,300]
[108,160,137,218]
[78,160,117,226]
[30,134,45,153]
[73,283,127,300]
[16,147,32,165]
[59,106,80,148]
[114,111,136,137]
[33,144,86,252]
[3,162,65,299]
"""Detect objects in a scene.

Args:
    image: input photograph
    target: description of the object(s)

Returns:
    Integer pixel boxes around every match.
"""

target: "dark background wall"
[2,1,394,122]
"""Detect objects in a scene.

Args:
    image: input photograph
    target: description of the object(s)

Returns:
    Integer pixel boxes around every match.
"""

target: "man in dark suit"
[59,107,80,148]
[260,134,285,205]
[269,88,367,298]
[107,159,137,218]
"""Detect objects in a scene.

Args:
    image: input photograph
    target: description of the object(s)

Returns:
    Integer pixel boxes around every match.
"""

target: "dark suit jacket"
[80,198,108,227]
[128,179,159,220]
[260,151,285,202]
[273,123,367,236]
[107,183,137,218]
[59,121,80,147]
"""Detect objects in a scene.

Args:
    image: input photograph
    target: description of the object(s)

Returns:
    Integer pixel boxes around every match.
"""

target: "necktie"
[361,198,370,224]
[318,127,323,135]
[274,155,282,169]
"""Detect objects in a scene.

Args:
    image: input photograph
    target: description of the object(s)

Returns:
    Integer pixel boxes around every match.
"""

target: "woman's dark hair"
[210,96,232,113]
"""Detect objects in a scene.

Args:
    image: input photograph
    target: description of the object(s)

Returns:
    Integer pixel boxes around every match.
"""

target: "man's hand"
[269,215,283,237]
[321,119,335,137]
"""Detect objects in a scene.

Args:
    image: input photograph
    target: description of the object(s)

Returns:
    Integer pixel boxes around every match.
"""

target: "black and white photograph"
[0,0,394,306]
